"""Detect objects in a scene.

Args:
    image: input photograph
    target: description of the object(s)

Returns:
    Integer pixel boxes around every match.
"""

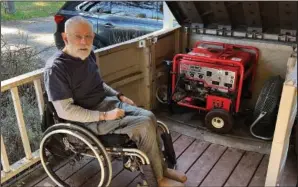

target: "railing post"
[1,135,11,172]
[33,79,44,119]
[10,87,33,160]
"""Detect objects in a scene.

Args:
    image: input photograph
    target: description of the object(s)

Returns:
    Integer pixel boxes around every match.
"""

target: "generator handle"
[194,41,260,62]
[194,41,227,49]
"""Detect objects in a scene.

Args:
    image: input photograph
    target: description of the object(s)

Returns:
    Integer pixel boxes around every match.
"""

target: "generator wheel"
[205,109,234,134]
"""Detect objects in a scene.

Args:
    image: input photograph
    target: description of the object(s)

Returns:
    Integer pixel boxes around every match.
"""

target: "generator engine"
[169,41,259,133]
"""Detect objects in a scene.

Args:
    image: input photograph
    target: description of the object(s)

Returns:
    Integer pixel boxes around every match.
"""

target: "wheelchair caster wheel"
[137,180,148,187]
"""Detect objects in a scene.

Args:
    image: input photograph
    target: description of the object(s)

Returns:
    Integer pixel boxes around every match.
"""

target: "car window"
[75,1,163,20]
[111,2,163,20]
[76,1,111,14]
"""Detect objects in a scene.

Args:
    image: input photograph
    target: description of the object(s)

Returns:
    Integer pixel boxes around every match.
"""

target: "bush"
[1,33,45,164]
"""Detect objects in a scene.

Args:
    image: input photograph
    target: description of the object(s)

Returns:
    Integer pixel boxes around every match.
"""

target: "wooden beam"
[265,58,297,186]
[278,2,297,35]
[33,79,45,120]
[177,2,203,25]
[10,87,33,160]
[242,2,263,32]
[110,73,144,89]
[1,135,11,173]
[209,2,231,29]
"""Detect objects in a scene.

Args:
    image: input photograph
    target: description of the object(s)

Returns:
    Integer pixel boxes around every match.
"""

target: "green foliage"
[1,1,65,21]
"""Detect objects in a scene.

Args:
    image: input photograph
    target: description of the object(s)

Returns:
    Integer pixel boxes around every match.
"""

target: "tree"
[3,1,16,14]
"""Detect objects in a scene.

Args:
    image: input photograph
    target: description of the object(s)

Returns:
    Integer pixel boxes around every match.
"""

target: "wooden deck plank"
[173,135,195,157]
[64,159,100,186]
[185,144,226,187]
[127,131,184,187]
[124,133,194,187]
[176,139,210,173]
[109,169,140,187]
[170,131,181,142]
[79,159,124,187]
[248,155,269,187]
[34,157,94,186]
[200,148,245,186]
[224,151,263,187]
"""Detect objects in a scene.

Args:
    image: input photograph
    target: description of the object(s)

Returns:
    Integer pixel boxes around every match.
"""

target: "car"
[54,1,164,50]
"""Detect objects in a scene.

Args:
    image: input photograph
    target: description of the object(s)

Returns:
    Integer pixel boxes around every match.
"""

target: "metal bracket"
[151,37,158,44]
[279,29,297,42]
[191,23,204,34]
[184,26,190,33]
[246,30,263,39]
[138,40,146,48]
[217,25,232,36]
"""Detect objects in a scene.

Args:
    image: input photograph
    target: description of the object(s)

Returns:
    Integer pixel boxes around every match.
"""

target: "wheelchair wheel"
[40,123,112,187]
[157,121,177,169]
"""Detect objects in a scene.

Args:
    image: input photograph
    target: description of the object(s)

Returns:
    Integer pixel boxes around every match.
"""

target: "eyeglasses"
[67,33,94,41]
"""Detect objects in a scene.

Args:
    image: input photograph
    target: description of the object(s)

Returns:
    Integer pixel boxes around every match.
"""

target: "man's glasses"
[67,33,94,41]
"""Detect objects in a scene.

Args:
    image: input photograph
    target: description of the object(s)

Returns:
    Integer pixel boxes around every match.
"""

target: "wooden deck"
[10,115,298,187]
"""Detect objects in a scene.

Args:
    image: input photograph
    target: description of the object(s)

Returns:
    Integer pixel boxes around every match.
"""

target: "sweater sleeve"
[103,82,119,97]
[52,98,104,123]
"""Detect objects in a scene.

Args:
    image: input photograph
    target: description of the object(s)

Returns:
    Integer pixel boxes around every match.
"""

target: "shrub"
[1,33,46,164]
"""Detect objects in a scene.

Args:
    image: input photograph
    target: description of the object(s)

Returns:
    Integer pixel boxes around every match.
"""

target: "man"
[44,16,187,187]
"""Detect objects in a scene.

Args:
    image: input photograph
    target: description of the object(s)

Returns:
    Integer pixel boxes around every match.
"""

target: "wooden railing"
[1,69,44,183]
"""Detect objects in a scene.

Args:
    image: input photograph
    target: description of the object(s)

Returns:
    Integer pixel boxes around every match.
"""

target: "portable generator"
[166,41,259,133]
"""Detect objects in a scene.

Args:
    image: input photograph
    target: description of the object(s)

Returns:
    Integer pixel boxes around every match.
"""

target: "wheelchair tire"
[157,121,177,169]
[40,123,112,187]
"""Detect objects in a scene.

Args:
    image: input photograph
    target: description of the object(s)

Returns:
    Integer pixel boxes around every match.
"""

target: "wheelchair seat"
[40,92,177,187]
[97,133,136,148]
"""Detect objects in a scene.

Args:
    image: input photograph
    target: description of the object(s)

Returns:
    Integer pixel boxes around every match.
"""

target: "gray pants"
[84,96,167,180]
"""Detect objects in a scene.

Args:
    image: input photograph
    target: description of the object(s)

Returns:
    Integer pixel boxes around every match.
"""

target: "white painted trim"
[163,2,174,29]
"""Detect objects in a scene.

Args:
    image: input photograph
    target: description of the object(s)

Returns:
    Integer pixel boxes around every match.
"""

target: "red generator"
[170,41,259,133]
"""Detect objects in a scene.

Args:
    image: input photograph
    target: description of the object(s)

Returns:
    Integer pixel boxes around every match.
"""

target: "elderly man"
[44,16,187,186]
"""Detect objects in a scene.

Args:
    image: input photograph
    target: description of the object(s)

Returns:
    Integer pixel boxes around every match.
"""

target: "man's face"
[62,22,94,60]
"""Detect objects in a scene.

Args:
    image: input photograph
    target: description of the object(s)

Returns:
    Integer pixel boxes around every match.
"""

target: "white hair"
[64,16,93,33]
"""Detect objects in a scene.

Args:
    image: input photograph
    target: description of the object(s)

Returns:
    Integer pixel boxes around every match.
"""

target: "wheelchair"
[39,94,177,187]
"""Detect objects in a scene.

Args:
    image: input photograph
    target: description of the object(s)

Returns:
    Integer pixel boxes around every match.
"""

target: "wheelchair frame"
[40,120,174,187]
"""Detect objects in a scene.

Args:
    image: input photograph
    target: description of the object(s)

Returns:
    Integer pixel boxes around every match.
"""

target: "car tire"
[205,109,234,134]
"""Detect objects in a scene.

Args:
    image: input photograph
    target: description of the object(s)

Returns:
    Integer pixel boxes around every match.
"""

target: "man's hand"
[119,95,136,106]
[104,108,125,120]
